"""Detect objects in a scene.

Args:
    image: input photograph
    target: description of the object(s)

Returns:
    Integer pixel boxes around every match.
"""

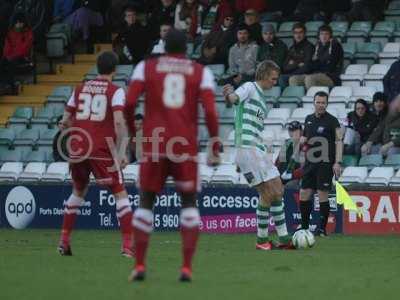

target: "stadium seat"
[384,1,400,20]
[276,22,296,47]
[264,86,282,108]
[346,21,372,43]
[197,152,207,165]
[305,21,324,37]
[340,64,369,88]
[286,108,313,124]
[389,168,400,186]
[354,43,381,67]
[378,42,400,64]
[41,162,69,182]
[369,21,395,46]
[342,42,357,67]
[302,86,330,103]
[358,154,383,170]
[122,164,139,184]
[199,164,216,183]
[330,21,349,40]
[364,167,394,186]
[0,128,15,147]
[0,162,24,182]
[18,162,47,182]
[343,155,359,167]
[0,148,24,163]
[384,154,400,169]
[208,64,225,80]
[277,86,304,109]
[210,165,239,184]
[350,86,376,103]
[264,108,291,126]
[339,166,368,185]
[14,129,40,146]
[363,64,390,92]
[8,106,33,124]
[23,150,47,163]
[329,86,352,105]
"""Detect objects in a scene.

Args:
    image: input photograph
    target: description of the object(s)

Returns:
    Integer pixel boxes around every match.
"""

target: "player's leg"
[89,159,134,256]
[254,183,273,250]
[299,164,317,230]
[179,192,200,282]
[172,159,201,281]
[316,163,334,236]
[58,162,90,255]
[264,177,292,246]
[129,158,167,281]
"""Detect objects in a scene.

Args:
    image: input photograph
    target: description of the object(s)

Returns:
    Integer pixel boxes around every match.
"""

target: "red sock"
[61,213,77,245]
[118,212,133,249]
[60,194,83,245]
[180,226,199,270]
[132,208,153,269]
[180,208,200,271]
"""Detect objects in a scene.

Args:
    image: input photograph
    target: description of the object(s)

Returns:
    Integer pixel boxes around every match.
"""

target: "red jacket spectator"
[213,0,235,30]
[3,28,33,61]
[235,0,267,14]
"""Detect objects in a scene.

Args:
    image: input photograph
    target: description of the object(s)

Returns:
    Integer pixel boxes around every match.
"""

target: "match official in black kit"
[299,91,343,236]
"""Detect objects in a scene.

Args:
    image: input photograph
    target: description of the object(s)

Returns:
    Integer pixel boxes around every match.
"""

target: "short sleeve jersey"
[234,82,269,152]
[66,79,126,159]
[303,112,341,164]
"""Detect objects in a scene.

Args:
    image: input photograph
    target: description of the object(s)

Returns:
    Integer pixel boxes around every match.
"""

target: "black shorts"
[301,163,334,191]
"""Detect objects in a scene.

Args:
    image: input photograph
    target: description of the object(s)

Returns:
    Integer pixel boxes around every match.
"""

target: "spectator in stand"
[147,0,177,40]
[209,0,235,31]
[371,92,388,123]
[361,96,400,156]
[346,0,386,22]
[288,0,325,22]
[0,13,33,94]
[151,22,173,55]
[131,113,144,163]
[343,99,378,156]
[277,121,305,189]
[200,0,222,36]
[113,6,151,64]
[257,23,288,68]
[289,25,343,90]
[0,0,13,52]
[174,0,203,41]
[198,13,236,66]
[243,9,263,45]
[280,23,314,88]
[225,23,259,87]
[235,0,267,14]
[383,58,400,103]
[53,116,69,162]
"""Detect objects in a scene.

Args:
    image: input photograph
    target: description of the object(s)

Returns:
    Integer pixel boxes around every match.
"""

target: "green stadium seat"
[384,154,400,169]
[39,128,59,141]
[277,86,304,109]
[208,64,225,80]
[330,21,349,40]
[385,1,400,20]
[264,86,281,109]
[346,21,372,43]
[276,22,296,47]
[354,43,382,67]
[260,22,278,32]
[14,129,40,145]
[50,86,73,99]
[23,150,47,163]
[369,21,395,46]
[342,42,357,65]
[0,128,15,146]
[359,154,383,170]
[0,148,24,162]
[9,107,33,123]
[343,155,359,167]
[305,21,324,37]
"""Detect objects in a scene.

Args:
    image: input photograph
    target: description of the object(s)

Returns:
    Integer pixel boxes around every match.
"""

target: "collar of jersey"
[252,82,267,100]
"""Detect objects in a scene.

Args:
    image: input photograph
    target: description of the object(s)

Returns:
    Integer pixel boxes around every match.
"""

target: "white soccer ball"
[292,229,316,249]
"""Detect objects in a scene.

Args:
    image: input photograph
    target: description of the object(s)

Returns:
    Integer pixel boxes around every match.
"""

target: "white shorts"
[235,147,280,187]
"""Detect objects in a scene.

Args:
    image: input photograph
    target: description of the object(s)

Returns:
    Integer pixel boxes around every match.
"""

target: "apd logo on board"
[5,186,36,229]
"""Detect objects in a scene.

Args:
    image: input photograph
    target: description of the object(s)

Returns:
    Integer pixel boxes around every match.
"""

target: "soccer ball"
[292,229,316,249]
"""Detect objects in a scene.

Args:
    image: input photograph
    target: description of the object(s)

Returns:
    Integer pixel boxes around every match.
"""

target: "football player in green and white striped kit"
[223,60,294,250]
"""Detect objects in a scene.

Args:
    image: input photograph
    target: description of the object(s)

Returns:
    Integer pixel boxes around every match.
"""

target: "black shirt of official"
[303,112,340,164]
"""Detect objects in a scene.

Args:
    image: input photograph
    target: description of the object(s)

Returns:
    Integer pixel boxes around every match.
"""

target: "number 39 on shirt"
[76,93,107,121]
[163,74,186,109]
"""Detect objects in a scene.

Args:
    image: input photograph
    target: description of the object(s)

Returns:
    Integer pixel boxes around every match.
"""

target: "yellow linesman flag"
[335,181,362,217]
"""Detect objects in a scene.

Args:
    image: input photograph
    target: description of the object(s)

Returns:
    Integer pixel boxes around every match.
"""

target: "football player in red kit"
[126,30,221,282]
[57,51,134,258]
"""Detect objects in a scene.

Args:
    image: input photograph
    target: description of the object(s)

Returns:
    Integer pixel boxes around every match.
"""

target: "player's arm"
[223,82,251,108]
[126,61,145,135]
[60,90,76,130]
[199,67,221,166]
[112,88,129,168]
[335,126,344,165]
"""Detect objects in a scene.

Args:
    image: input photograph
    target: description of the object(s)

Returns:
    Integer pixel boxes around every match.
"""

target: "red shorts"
[70,158,125,194]
[139,158,199,194]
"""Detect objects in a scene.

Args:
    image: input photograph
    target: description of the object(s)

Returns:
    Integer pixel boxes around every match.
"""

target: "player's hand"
[223,84,234,98]
[119,155,129,169]
[207,152,221,167]
[380,142,394,156]
[361,142,372,155]
[333,163,342,178]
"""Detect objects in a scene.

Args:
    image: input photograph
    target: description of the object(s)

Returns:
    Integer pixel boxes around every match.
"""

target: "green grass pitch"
[1,229,400,300]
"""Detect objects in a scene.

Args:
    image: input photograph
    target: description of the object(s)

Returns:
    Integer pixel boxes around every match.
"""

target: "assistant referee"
[299,91,343,236]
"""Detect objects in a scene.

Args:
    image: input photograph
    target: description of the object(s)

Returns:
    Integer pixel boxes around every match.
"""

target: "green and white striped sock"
[271,200,290,244]
[256,204,270,244]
